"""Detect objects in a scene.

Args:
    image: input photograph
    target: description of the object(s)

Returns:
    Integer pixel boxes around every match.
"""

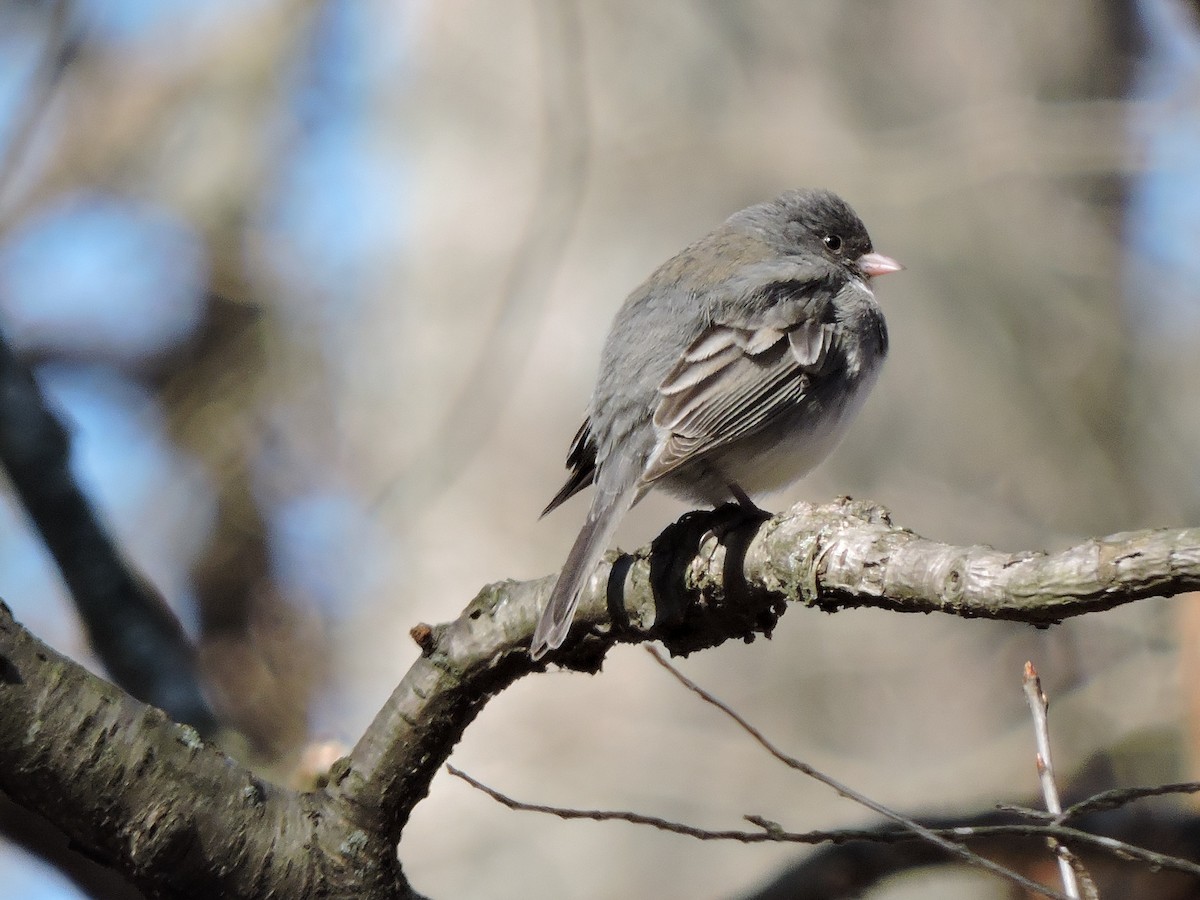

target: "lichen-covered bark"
[752,500,1200,621]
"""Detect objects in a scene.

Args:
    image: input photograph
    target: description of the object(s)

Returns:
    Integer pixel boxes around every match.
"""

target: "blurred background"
[0,0,1197,897]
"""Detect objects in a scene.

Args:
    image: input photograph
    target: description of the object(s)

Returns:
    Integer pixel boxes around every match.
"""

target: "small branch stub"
[409,623,434,652]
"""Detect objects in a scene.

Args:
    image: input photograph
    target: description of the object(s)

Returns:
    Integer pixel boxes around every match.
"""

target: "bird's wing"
[541,418,597,516]
[643,301,837,486]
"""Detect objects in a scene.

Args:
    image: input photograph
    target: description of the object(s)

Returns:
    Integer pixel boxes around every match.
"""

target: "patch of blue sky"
[1126,0,1200,337]
[0,191,207,363]
[0,19,44,153]
[0,842,87,900]
[263,131,409,301]
[32,364,216,635]
[266,489,391,622]
[258,0,410,313]
[294,1,375,124]
[71,0,275,46]
[0,492,78,652]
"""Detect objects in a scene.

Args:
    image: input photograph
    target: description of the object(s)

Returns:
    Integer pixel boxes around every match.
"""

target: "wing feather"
[643,311,836,486]
[542,418,597,516]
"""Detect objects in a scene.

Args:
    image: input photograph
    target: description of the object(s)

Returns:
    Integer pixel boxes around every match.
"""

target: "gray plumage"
[532,188,898,659]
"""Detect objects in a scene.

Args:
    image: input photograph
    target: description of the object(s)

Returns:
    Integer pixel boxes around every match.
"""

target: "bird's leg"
[701,481,771,545]
[726,481,768,517]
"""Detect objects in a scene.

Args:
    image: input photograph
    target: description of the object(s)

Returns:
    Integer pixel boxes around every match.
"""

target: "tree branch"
[0,329,217,732]
[0,600,415,900]
[339,497,1200,845]
[5,495,1200,896]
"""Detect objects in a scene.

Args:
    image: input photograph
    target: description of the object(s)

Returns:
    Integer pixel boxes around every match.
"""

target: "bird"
[531,188,901,659]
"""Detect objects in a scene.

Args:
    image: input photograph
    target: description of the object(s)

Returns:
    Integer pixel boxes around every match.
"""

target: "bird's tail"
[531,488,635,659]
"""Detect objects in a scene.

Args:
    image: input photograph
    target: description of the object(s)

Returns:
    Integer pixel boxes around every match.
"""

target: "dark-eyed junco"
[532,189,901,659]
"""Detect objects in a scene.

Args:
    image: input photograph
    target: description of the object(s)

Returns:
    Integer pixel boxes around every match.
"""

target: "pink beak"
[856,252,904,278]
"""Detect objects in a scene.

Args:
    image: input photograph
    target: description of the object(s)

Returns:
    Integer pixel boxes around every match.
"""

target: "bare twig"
[1061,782,1200,820]
[1023,661,1089,897]
[447,765,835,842]
[645,647,1068,899]
[451,763,1200,895]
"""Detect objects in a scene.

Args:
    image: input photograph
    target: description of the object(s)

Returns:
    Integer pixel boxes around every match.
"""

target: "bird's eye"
[823,234,843,252]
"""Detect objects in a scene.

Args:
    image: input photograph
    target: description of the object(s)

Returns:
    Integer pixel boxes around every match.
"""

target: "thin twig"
[448,765,1200,883]
[1060,781,1200,820]
[1023,662,1087,897]
[957,825,1200,879]
[448,765,830,842]
[644,647,1070,900]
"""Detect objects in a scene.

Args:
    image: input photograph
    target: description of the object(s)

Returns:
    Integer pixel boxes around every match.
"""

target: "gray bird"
[532,188,901,659]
